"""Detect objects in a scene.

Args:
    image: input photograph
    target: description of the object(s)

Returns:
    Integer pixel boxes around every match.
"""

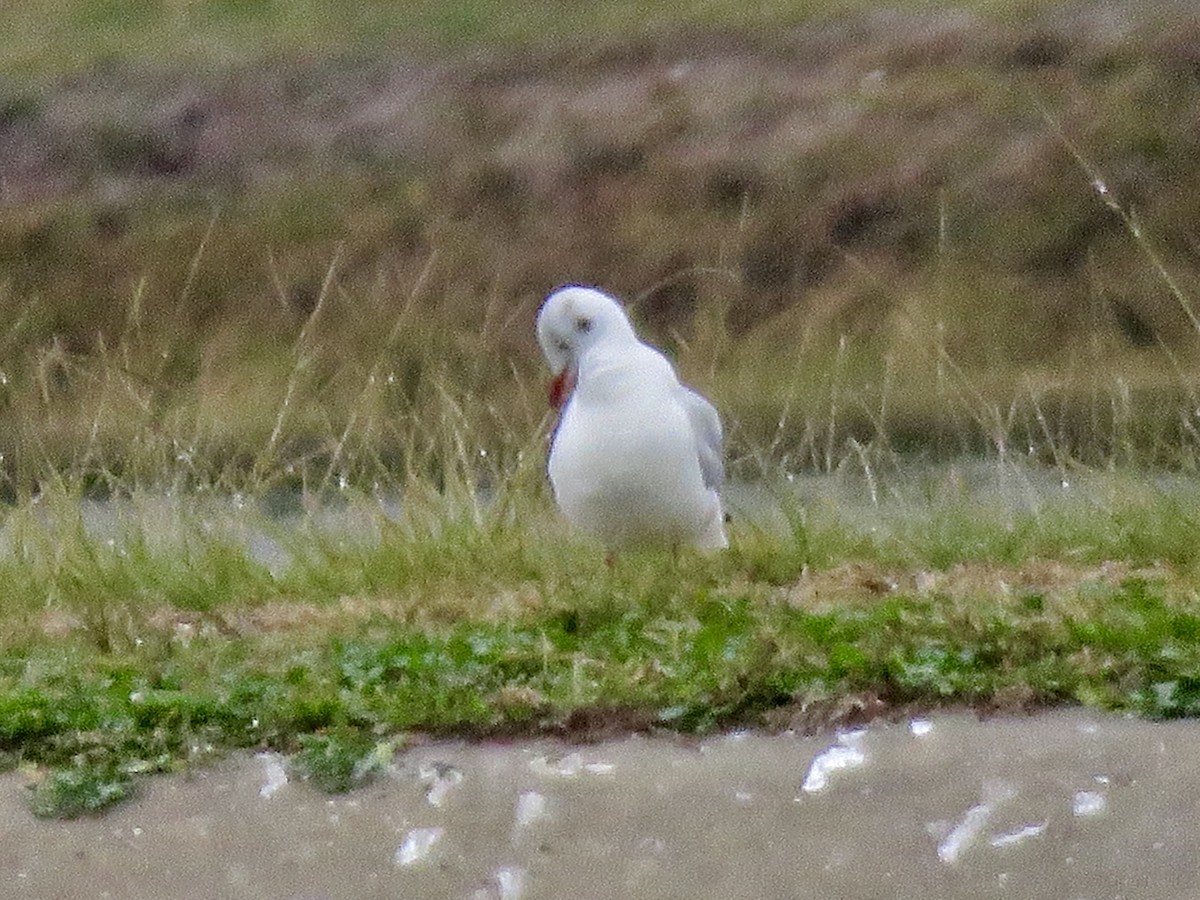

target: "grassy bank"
[0,0,1087,79]
[4,3,1200,480]
[5,1,1200,817]
[6,464,1200,816]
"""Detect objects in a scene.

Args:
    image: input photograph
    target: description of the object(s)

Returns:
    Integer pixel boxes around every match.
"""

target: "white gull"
[536,285,727,550]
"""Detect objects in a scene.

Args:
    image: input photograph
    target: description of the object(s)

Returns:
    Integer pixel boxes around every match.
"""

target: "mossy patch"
[29,765,133,819]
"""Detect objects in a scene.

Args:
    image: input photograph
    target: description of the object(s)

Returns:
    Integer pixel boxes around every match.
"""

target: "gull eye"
[556,339,570,353]
[575,316,593,333]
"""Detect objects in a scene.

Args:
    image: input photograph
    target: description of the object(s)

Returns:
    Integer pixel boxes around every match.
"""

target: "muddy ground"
[4,709,1199,899]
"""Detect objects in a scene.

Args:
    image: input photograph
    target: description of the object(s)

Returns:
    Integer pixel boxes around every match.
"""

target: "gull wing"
[680,386,724,490]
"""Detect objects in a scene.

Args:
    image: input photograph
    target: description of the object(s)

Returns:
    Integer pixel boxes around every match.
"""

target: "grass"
[5,462,1200,816]
[28,765,133,819]
[0,0,1064,81]
[291,728,396,793]
[7,130,1200,821]
[6,1,1200,817]
[5,4,1200,478]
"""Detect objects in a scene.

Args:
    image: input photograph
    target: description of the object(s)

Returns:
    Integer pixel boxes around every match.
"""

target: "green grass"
[5,4,1200,480]
[7,0,1200,818]
[4,465,1200,815]
[291,728,396,793]
[0,0,1052,80]
[28,764,133,819]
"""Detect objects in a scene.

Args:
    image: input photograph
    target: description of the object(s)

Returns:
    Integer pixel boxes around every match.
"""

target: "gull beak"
[548,365,577,410]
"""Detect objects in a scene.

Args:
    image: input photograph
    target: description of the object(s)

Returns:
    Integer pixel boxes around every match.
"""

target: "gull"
[536,285,727,550]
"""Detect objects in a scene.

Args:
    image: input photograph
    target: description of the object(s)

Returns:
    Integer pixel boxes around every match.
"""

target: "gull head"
[536,285,637,408]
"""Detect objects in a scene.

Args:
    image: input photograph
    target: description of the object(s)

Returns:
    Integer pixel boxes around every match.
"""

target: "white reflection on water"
[514,790,548,828]
[909,718,934,737]
[1073,790,1106,817]
[394,827,444,867]
[529,752,616,779]
[935,780,1017,864]
[257,752,288,799]
[419,761,464,808]
[493,864,527,900]
[800,729,867,794]
[989,822,1047,849]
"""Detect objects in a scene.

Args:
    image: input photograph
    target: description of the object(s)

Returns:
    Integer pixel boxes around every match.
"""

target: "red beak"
[548,366,577,410]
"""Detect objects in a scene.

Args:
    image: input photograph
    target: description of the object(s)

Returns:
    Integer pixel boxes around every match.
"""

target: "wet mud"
[2,709,1197,899]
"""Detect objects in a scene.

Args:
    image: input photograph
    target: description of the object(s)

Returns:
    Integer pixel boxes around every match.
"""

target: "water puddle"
[3,710,1199,898]
[9,458,1177,580]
